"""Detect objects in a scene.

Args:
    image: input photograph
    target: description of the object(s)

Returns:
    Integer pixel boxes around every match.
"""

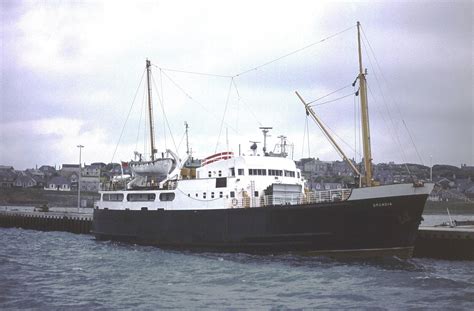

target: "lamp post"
[77,145,84,212]
[430,155,433,182]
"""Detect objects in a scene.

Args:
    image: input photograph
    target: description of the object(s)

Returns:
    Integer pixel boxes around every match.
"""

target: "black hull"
[92,194,428,258]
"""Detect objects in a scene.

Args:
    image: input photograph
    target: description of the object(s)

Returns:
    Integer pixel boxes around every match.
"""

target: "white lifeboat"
[129,149,178,179]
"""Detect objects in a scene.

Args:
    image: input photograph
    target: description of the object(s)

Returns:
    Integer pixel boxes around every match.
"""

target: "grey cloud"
[1,1,472,169]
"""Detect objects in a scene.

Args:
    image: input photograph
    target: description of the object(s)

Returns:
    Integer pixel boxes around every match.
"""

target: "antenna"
[226,127,229,151]
[277,135,288,157]
[184,121,190,155]
[259,127,272,155]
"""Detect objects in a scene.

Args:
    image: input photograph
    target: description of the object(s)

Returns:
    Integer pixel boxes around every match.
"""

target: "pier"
[0,206,92,235]
[414,225,474,260]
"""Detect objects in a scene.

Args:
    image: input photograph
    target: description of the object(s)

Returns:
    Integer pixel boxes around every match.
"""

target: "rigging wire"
[215,78,234,153]
[307,84,353,105]
[111,68,146,163]
[361,25,425,165]
[135,80,147,153]
[307,116,311,158]
[160,70,239,134]
[139,24,358,159]
[301,114,311,159]
[176,130,187,155]
[147,25,356,146]
[232,79,241,133]
[144,89,148,158]
[233,24,357,77]
[403,119,424,165]
[353,85,358,162]
[360,37,407,164]
[301,115,307,158]
[316,100,363,159]
[366,83,411,175]
[310,91,357,107]
[158,69,167,150]
[231,79,263,127]
[151,69,178,155]
[153,64,233,79]
[152,24,356,80]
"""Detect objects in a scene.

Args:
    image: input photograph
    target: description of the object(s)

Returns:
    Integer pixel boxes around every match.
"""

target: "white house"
[44,176,71,191]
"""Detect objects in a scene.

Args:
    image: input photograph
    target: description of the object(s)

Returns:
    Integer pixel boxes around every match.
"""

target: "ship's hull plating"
[92,194,428,258]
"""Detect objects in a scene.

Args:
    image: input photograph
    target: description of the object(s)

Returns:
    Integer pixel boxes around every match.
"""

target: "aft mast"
[357,21,373,187]
[146,59,156,161]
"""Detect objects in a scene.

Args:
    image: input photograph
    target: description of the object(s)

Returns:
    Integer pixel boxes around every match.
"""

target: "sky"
[1,0,472,170]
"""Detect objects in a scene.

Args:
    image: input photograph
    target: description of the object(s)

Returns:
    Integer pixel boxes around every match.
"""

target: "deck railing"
[100,180,177,191]
[229,189,352,208]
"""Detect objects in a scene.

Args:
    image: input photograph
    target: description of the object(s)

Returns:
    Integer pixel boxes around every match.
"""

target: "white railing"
[304,189,352,204]
[227,189,352,208]
[100,180,177,191]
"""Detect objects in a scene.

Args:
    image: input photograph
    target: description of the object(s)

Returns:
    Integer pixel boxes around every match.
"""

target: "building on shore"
[44,176,71,191]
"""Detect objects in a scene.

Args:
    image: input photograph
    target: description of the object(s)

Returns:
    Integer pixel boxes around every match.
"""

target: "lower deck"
[97,187,352,211]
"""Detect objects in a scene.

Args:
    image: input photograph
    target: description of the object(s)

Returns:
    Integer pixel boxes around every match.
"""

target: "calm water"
[1,219,473,309]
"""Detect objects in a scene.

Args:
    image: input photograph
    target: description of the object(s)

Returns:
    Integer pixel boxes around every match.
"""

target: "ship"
[92,22,433,258]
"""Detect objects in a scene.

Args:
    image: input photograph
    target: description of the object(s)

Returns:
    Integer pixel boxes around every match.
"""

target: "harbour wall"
[414,226,474,260]
[0,208,92,235]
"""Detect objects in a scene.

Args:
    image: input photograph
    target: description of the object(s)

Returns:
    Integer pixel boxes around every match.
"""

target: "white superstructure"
[98,153,311,211]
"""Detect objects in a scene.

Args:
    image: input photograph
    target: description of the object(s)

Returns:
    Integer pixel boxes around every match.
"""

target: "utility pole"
[430,155,433,181]
[77,145,84,212]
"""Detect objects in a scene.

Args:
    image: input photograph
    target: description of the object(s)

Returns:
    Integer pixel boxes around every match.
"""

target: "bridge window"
[269,169,283,176]
[127,193,156,201]
[238,169,244,175]
[159,193,175,201]
[103,193,124,201]
[249,169,267,176]
[230,167,235,176]
[284,170,295,177]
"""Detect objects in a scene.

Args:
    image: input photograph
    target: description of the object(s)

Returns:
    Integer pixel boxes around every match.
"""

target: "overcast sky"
[1,0,472,170]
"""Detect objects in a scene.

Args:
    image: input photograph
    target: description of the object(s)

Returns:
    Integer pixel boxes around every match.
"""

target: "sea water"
[0,222,473,309]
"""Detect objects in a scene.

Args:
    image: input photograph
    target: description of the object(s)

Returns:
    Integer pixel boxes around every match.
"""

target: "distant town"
[1,159,473,203]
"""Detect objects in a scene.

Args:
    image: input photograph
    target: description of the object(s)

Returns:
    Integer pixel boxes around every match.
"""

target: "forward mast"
[357,21,373,187]
[146,59,157,161]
